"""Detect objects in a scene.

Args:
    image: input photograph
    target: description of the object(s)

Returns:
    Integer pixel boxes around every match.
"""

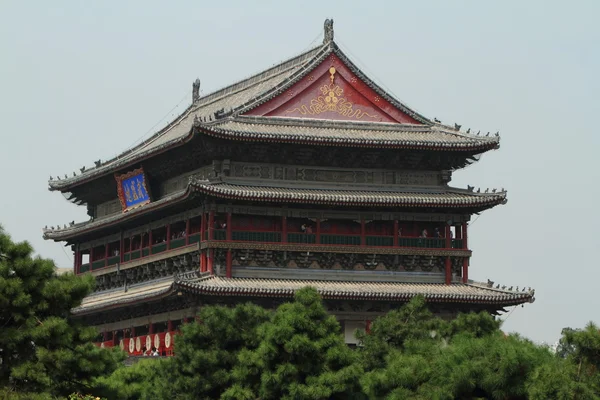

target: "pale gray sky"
[1,0,598,344]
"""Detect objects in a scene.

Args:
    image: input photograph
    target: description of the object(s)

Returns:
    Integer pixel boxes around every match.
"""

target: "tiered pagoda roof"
[47,25,499,193]
[72,273,534,316]
[44,178,506,240]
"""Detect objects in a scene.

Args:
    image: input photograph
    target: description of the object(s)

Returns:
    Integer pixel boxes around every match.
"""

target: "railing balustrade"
[79,226,466,274]
[232,231,281,242]
[320,234,361,246]
[366,235,394,246]
[288,233,316,244]
[398,237,445,248]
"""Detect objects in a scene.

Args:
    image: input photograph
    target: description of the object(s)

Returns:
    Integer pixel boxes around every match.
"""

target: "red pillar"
[462,223,468,250]
[366,320,372,334]
[73,249,79,274]
[393,220,399,247]
[104,243,109,267]
[185,219,190,246]
[167,320,173,332]
[119,232,124,263]
[208,250,214,273]
[166,224,171,250]
[462,258,469,283]
[226,212,232,241]
[149,323,154,334]
[103,331,108,342]
[200,212,206,241]
[445,224,451,249]
[360,218,366,247]
[148,230,153,256]
[282,215,287,243]
[208,210,215,240]
[445,256,452,285]
[226,249,232,278]
[316,218,321,244]
[201,250,207,272]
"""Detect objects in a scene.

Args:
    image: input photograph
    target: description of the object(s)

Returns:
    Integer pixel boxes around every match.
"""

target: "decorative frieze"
[93,251,199,292]
[226,249,451,274]
[227,161,448,186]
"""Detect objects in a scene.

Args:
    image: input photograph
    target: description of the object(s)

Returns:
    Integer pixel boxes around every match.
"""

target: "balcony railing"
[206,230,461,249]
[366,235,394,247]
[78,229,466,274]
[321,234,361,246]
[232,231,281,242]
[288,233,316,244]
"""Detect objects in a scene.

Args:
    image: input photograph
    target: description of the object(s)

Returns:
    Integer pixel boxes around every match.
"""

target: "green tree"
[529,322,600,399]
[225,287,364,400]
[100,302,272,400]
[360,297,558,400]
[0,225,123,397]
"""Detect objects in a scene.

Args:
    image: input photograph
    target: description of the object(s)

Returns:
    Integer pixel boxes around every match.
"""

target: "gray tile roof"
[44,181,505,241]
[201,116,499,150]
[71,273,534,314]
[49,45,326,192]
[72,277,175,315]
[49,39,493,192]
[43,188,190,240]
[176,276,534,306]
[192,180,507,208]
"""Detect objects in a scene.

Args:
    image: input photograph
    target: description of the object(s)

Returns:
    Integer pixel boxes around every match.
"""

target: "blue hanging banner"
[115,168,151,212]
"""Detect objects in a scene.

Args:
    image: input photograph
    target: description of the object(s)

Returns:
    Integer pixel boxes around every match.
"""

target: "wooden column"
[360,218,366,247]
[73,248,79,274]
[201,250,207,272]
[119,231,124,263]
[365,320,372,334]
[104,242,109,267]
[185,219,190,246]
[445,256,452,285]
[200,212,206,241]
[208,210,215,240]
[226,212,232,241]
[226,249,232,278]
[393,220,399,247]
[462,223,468,250]
[166,224,171,250]
[282,215,287,243]
[167,320,173,332]
[149,323,154,335]
[148,230,153,256]
[462,258,469,283]
[103,331,108,342]
[316,218,321,244]
[445,224,451,249]
[207,250,214,273]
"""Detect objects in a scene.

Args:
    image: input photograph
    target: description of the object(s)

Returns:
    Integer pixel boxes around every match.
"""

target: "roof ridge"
[48,44,327,192]
[226,115,429,131]
[193,44,325,110]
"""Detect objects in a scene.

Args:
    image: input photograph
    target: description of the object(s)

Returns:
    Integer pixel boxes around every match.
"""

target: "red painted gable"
[245,54,421,124]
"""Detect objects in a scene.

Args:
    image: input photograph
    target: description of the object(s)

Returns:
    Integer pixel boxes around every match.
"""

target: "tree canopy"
[0,225,123,398]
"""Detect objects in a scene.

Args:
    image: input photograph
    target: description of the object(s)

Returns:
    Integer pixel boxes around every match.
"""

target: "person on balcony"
[301,223,307,233]
[420,229,428,238]
[434,228,442,238]
[305,225,313,234]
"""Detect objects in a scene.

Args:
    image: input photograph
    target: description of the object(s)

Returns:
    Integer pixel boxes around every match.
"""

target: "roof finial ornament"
[192,78,201,102]
[323,19,334,44]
